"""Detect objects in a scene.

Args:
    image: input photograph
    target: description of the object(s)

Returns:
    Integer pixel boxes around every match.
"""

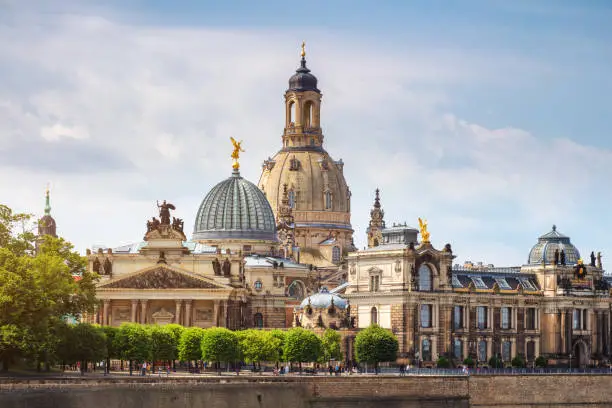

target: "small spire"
[374,188,381,208]
[300,41,306,58]
[552,224,557,231]
[44,184,51,216]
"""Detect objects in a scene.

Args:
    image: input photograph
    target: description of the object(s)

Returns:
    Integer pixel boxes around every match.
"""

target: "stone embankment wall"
[1,374,611,407]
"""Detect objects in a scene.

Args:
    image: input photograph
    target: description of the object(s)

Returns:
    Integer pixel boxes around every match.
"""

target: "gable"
[100,266,227,290]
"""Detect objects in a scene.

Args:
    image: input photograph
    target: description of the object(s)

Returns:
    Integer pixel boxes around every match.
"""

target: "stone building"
[346,190,609,368]
[88,163,316,330]
[258,43,354,270]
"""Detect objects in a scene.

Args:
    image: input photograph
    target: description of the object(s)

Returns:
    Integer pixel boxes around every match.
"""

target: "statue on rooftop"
[597,252,603,269]
[230,137,245,170]
[157,200,175,225]
[560,249,566,266]
[418,217,430,243]
[590,251,596,267]
[553,248,559,266]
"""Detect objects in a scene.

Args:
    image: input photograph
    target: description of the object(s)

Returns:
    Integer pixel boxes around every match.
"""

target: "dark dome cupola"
[288,42,319,93]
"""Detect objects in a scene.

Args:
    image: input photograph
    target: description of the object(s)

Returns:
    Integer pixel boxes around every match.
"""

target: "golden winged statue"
[418,217,431,243]
[230,137,245,170]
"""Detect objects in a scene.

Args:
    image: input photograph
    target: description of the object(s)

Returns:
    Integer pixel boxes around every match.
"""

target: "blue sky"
[1,0,611,266]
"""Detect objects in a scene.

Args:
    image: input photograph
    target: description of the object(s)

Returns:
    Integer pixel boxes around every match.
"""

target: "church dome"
[527,225,581,265]
[193,169,277,242]
[288,57,319,93]
[299,287,347,310]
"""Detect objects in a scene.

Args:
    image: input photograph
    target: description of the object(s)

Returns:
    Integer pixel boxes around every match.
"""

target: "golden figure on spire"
[418,217,431,243]
[230,137,245,170]
[300,41,306,58]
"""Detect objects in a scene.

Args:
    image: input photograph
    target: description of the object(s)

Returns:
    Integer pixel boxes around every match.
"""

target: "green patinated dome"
[193,169,277,242]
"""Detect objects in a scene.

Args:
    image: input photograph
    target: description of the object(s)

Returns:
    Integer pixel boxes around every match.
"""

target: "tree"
[283,327,322,372]
[115,323,151,375]
[178,327,205,367]
[535,356,548,368]
[101,326,119,373]
[354,325,398,372]
[436,356,451,368]
[320,329,342,363]
[70,324,107,374]
[149,325,178,369]
[201,328,239,372]
[463,356,475,368]
[269,329,286,365]
[489,355,503,369]
[511,355,526,368]
[238,330,281,370]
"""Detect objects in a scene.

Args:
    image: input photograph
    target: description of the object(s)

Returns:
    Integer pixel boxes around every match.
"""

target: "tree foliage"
[284,327,322,365]
[178,327,205,362]
[320,329,342,362]
[237,330,281,364]
[201,328,239,364]
[0,204,98,370]
[115,323,151,363]
[354,325,398,366]
[149,325,178,362]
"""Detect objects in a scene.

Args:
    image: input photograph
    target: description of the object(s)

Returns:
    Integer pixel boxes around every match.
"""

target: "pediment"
[99,265,228,290]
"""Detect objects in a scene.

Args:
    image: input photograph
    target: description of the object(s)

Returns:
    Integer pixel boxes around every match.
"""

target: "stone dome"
[299,287,348,310]
[193,169,277,242]
[288,57,319,93]
[527,225,581,265]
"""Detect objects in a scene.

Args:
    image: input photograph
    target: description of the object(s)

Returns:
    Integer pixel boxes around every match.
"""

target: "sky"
[1,0,611,267]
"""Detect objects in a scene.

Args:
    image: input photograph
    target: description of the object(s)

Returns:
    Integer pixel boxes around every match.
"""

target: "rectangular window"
[525,308,536,330]
[501,307,511,329]
[421,304,432,328]
[453,306,463,329]
[502,341,511,361]
[471,276,488,289]
[369,275,380,292]
[453,339,463,359]
[478,340,487,362]
[477,306,488,329]
[573,309,582,330]
[495,278,511,290]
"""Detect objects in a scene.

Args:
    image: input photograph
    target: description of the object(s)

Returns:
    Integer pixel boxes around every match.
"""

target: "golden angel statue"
[230,137,245,170]
[418,217,431,243]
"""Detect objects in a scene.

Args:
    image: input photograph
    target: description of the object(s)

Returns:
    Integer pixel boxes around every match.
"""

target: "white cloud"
[0,7,610,267]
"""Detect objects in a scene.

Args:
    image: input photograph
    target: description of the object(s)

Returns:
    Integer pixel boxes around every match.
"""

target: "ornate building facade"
[258,44,354,269]
[345,190,610,368]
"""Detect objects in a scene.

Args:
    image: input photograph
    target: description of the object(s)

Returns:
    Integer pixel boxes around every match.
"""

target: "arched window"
[287,280,305,300]
[332,246,341,263]
[325,191,332,209]
[421,339,432,361]
[254,313,264,329]
[303,101,313,127]
[370,307,378,325]
[288,190,295,209]
[418,264,433,291]
[288,101,296,125]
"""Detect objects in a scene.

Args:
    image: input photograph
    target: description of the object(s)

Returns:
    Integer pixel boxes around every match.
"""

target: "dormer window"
[289,156,300,171]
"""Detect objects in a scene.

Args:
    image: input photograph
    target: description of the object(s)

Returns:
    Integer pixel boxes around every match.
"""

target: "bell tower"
[366,189,385,248]
[283,42,323,149]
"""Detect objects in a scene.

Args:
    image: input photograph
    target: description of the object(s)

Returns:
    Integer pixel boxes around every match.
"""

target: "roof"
[193,169,277,242]
[244,255,308,269]
[452,269,541,295]
[299,287,348,309]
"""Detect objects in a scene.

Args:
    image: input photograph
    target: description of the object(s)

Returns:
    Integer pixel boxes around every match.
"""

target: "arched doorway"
[573,341,589,368]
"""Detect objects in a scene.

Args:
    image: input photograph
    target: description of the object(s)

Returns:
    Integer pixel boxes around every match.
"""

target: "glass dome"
[527,225,581,265]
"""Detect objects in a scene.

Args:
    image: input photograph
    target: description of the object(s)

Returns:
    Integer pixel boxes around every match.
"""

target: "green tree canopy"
[115,323,151,364]
[149,325,178,362]
[320,329,342,363]
[284,327,322,367]
[238,330,281,365]
[201,328,239,364]
[354,325,398,367]
[178,327,205,362]
[269,329,286,362]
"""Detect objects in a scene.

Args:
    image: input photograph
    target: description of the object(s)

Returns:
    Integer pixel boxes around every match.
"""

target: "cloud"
[0,6,610,267]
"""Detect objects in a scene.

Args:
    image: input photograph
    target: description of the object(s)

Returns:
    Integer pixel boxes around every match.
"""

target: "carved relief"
[101,267,223,289]
[195,308,214,321]
[152,307,175,325]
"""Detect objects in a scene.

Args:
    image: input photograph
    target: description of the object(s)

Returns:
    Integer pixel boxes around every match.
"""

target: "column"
[464,305,469,330]
[131,300,139,323]
[462,336,469,359]
[102,299,110,326]
[488,306,493,330]
[486,337,493,360]
[93,304,99,325]
[175,300,183,325]
[431,336,438,361]
[511,337,517,358]
[213,300,220,327]
[140,300,148,324]
[535,337,540,358]
[512,308,518,330]
[219,301,227,327]
[184,300,192,327]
